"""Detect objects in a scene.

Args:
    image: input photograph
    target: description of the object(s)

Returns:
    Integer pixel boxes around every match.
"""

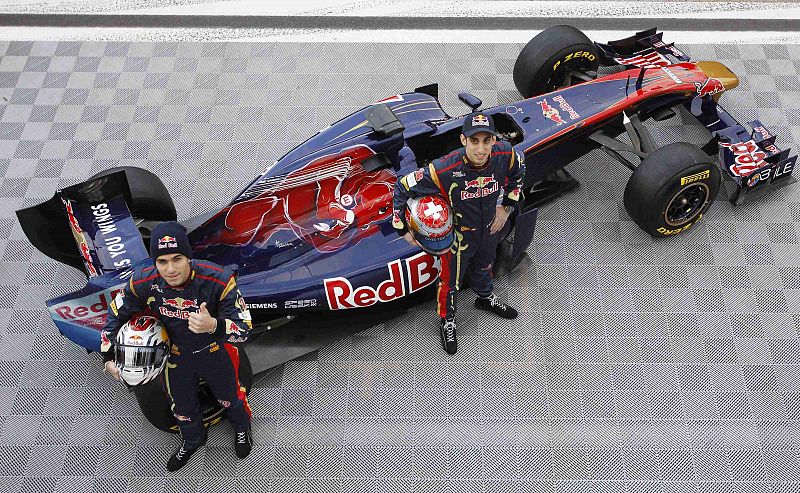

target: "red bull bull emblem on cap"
[537,99,567,126]
[157,235,177,249]
[472,114,490,126]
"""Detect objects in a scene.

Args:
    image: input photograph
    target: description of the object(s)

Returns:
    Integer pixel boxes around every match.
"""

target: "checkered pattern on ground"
[1,39,800,492]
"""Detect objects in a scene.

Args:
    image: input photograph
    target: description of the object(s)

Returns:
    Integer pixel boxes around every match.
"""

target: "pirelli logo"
[680,170,710,186]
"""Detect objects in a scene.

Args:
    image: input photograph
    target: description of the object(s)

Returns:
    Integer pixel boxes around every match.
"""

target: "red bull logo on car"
[52,289,124,328]
[719,140,768,177]
[552,95,580,120]
[537,99,567,126]
[157,235,177,249]
[695,77,725,98]
[461,175,498,200]
[325,252,439,310]
[159,297,199,319]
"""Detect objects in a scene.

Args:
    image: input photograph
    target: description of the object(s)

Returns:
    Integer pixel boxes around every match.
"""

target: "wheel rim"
[545,59,595,92]
[664,182,710,227]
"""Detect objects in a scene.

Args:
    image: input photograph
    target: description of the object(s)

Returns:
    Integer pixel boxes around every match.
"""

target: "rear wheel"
[513,25,599,98]
[90,166,176,221]
[133,346,253,433]
[89,166,176,252]
[624,142,721,237]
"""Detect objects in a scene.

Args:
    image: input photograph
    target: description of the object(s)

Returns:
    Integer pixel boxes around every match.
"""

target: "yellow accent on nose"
[695,61,739,101]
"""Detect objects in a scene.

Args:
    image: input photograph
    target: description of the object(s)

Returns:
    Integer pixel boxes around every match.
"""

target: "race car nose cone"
[696,61,739,99]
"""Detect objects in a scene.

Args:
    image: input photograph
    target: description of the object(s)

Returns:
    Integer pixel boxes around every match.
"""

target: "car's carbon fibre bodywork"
[18,28,796,353]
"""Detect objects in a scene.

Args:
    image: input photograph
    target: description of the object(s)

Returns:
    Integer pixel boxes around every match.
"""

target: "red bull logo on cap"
[537,99,567,126]
[128,334,144,345]
[695,77,725,98]
[158,235,177,249]
[472,114,490,126]
[461,175,498,200]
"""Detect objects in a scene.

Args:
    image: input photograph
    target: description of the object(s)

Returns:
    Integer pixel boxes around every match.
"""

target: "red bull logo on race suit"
[461,175,498,200]
[159,297,199,319]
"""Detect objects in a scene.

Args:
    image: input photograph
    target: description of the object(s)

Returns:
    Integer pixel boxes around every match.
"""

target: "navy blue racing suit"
[100,260,253,447]
[392,140,525,319]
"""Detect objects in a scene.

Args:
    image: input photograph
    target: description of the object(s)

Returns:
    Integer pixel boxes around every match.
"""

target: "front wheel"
[133,345,253,433]
[624,142,721,237]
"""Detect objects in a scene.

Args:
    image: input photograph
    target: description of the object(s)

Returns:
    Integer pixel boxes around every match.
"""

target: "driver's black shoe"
[475,293,518,319]
[439,317,457,355]
[167,439,205,472]
[235,428,253,459]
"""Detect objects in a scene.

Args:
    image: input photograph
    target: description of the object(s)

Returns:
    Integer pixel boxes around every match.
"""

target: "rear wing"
[598,28,797,205]
[16,171,149,277]
[16,172,152,351]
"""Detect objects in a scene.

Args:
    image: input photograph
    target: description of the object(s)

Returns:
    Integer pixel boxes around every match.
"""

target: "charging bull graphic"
[537,99,567,126]
[197,145,396,253]
[695,77,725,98]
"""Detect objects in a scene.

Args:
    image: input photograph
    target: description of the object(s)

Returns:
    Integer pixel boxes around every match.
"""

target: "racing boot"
[167,438,205,472]
[440,317,457,355]
[475,293,518,319]
[235,428,253,459]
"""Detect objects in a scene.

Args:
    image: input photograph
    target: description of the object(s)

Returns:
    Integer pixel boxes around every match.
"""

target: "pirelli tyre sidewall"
[513,25,599,98]
[133,346,253,433]
[624,142,721,237]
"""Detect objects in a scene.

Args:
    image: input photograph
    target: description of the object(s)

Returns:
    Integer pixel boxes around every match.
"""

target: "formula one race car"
[17,26,797,431]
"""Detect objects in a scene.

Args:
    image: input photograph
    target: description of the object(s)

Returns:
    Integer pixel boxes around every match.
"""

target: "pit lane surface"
[1,33,800,493]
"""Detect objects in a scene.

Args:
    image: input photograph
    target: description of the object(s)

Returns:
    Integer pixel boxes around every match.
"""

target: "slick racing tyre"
[624,142,721,237]
[89,166,177,223]
[133,346,253,433]
[513,25,599,98]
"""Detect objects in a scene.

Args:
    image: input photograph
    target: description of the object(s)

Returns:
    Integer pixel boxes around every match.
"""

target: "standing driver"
[392,112,526,354]
[100,221,253,472]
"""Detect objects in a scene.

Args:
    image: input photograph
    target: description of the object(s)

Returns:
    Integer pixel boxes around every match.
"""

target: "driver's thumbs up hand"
[189,302,216,334]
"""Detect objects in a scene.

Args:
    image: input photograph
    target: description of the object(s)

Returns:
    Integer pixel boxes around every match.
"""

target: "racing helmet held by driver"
[405,195,454,255]
[114,316,169,387]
